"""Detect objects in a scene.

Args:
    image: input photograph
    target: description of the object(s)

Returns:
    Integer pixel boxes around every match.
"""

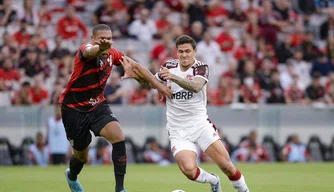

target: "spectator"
[17,0,39,26]
[128,8,157,46]
[245,12,260,39]
[0,58,20,91]
[128,85,150,105]
[18,47,41,78]
[281,134,311,162]
[12,81,33,105]
[206,0,228,26]
[305,72,325,104]
[238,130,270,162]
[56,6,88,40]
[143,137,171,166]
[0,32,18,63]
[258,0,284,45]
[301,31,319,62]
[92,0,123,38]
[189,21,203,43]
[267,70,286,103]
[181,0,207,26]
[88,138,112,165]
[0,0,17,26]
[285,74,305,104]
[325,71,334,90]
[231,142,260,163]
[196,31,221,66]
[298,0,316,15]
[49,80,64,105]
[38,0,52,27]
[209,77,233,106]
[47,104,70,165]
[104,71,124,105]
[239,76,262,104]
[291,49,311,90]
[276,33,292,63]
[28,131,49,166]
[229,0,247,27]
[280,62,302,90]
[311,52,333,77]
[155,7,172,38]
[320,7,334,40]
[12,19,31,49]
[216,22,235,54]
[30,74,48,105]
[49,35,71,65]
[256,58,273,91]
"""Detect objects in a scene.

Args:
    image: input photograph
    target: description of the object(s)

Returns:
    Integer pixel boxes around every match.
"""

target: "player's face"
[92,30,113,55]
[176,43,196,69]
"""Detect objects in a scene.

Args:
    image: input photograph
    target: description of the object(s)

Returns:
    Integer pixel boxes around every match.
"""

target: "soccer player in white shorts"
[120,35,250,192]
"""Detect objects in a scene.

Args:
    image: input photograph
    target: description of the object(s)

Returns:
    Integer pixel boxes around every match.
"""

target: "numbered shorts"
[61,101,118,151]
[168,121,220,157]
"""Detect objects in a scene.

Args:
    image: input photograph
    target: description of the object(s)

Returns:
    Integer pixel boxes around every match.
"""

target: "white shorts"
[168,122,220,157]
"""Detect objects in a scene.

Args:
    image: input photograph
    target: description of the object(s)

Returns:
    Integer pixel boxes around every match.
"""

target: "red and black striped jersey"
[58,43,123,112]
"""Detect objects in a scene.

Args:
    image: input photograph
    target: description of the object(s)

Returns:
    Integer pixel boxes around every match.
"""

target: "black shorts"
[61,101,118,151]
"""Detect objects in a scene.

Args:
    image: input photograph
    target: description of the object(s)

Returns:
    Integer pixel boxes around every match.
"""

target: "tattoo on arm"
[170,75,205,93]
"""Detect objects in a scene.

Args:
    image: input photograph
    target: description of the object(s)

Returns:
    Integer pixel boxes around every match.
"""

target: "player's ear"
[91,35,95,43]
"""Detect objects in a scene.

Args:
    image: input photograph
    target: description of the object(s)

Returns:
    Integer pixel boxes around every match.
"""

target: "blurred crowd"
[0,0,334,107]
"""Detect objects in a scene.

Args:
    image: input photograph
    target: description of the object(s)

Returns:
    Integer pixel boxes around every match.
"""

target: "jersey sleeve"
[194,64,209,82]
[111,48,123,66]
[78,43,93,61]
[154,59,179,82]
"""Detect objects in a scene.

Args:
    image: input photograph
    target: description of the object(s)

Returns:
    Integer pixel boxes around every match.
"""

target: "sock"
[191,167,218,185]
[228,169,250,192]
[112,141,127,192]
[68,155,84,181]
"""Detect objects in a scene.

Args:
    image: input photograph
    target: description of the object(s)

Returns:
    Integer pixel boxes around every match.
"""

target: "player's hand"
[158,67,172,80]
[96,39,111,51]
[156,84,172,100]
[119,56,139,80]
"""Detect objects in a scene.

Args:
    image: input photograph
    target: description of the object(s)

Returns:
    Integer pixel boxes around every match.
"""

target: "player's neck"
[180,59,195,72]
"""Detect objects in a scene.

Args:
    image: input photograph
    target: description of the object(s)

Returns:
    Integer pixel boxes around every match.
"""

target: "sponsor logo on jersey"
[89,97,101,106]
[172,91,194,100]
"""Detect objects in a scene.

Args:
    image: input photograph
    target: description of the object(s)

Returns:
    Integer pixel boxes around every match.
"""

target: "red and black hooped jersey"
[59,43,123,112]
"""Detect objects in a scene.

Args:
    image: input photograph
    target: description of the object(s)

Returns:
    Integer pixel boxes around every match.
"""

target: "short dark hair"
[92,24,111,36]
[175,35,196,49]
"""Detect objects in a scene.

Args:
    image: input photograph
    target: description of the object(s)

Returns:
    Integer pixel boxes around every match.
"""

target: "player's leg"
[99,121,127,192]
[62,104,92,192]
[205,140,250,192]
[90,103,127,192]
[174,150,219,185]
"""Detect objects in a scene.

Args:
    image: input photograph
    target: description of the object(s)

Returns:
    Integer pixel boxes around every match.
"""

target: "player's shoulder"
[163,59,179,69]
[192,60,208,68]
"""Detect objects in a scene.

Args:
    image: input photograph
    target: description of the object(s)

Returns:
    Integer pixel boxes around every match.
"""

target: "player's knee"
[180,163,197,179]
[74,153,88,164]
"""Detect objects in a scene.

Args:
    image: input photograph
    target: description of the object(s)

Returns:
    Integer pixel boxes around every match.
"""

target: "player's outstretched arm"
[120,56,172,99]
[82,39,111,58]
[159,67,206,93]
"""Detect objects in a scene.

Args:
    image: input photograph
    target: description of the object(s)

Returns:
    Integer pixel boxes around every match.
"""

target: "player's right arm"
[82,39,111,58]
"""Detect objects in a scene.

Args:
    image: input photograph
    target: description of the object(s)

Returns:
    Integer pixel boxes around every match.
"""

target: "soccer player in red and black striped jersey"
[60,24,172,192]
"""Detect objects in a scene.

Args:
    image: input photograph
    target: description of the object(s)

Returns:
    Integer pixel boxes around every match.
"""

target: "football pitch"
[1,163,334,192]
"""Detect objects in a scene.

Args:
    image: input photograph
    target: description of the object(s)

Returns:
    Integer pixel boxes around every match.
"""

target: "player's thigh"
[100,121,124,143]
[205,140,236,174]
[61,105,93,151]
[90,102,124,143]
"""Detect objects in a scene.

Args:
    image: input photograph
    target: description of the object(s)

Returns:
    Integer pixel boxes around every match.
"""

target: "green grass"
[1,163,334,192]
